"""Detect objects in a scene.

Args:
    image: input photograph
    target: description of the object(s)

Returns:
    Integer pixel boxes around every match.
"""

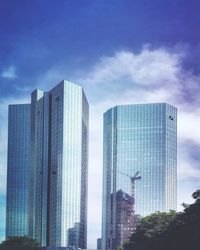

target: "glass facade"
[7,80,88,248]
[29,90,49,246]
[29,81,88,248]
[102,103,177,250]
[6,104,31,238]
[48,81,89,248]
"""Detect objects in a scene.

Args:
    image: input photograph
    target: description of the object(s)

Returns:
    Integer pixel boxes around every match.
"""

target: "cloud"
[178,110,200,143]
[84,46,200,247]
[1,46,200,247]
[1,66,17,79]
[87,48,181,87]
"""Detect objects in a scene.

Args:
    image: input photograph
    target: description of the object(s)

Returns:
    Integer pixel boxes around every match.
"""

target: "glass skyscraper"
[47,81,89,248]
[102,103,177,250]
[29,89,50,246]
[6,104,31,238]
[6,80,89,249]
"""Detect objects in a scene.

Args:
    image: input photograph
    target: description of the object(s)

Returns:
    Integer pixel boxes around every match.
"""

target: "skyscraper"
[29,90,50,246]
[6,104,31,238]
[47,81,89,248]
[102,103,177,250]
[6,80,89,248]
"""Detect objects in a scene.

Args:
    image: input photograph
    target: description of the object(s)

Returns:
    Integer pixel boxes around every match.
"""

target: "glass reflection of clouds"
[102,103,177,250]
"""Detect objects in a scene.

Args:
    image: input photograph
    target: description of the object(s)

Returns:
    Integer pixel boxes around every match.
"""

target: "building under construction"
[113,190,135,249]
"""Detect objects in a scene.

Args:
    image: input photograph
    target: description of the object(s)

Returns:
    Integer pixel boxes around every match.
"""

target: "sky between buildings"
[0,0,200,248]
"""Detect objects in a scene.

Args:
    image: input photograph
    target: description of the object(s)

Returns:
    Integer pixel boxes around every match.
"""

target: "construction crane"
[108,171,141,250]
[119,171,141,202]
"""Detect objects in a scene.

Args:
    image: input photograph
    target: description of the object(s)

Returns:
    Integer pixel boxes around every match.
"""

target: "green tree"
[123,210,176,250]
[167,189,200,250]
[122,190,200,250]
[0,236,40,250]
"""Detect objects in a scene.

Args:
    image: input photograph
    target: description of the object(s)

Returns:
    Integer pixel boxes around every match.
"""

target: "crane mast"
[119,171,141,201]
[109,171,141,250]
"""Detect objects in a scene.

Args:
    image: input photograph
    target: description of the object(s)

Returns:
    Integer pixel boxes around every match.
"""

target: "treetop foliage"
[122,190,200,250]
[0,236,40,250]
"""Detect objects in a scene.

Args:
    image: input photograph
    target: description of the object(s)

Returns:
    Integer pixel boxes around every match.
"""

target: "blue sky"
[0,0,200,248]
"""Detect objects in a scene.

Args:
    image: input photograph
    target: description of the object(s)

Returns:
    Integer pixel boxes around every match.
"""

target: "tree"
[0,236,40,250]
[123,210,176,250]
[122,190,200,250]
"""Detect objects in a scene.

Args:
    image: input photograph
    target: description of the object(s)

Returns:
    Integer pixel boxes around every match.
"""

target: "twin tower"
[6,80,177,249]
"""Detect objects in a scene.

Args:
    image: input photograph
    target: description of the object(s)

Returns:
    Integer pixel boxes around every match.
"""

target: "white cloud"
[178,161,200,181]
[85,47,200,247]
[178,110,200,143]
[1,46,200,247]
[85,48,182,90]
[1,66,17,79]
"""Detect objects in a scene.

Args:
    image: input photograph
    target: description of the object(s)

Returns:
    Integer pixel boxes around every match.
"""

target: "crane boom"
[118,170,141,199]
